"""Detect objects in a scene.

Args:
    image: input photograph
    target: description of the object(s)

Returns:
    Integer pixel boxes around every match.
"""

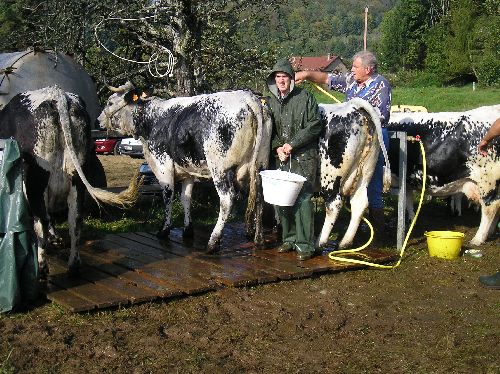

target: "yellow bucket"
[424,231,464,259]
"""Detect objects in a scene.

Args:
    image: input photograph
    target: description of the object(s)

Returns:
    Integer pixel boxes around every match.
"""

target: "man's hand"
[277,143,293,162]
[478,139,490,156]
[276,147,288,162]
[294,71,307,85]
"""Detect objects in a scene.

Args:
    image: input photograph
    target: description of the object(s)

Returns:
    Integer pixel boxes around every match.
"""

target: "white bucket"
[260,170,306,206]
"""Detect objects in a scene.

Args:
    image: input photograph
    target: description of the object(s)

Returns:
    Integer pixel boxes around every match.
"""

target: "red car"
[94,138,121,155]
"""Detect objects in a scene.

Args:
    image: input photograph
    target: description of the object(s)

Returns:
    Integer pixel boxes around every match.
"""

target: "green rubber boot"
[277,180,315,260]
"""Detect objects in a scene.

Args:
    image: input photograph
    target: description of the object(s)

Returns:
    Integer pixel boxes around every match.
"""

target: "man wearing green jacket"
[266,58,322,260]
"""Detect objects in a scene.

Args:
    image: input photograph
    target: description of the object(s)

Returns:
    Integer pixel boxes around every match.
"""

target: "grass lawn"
[391,85,500,111]
[310,83,499,112]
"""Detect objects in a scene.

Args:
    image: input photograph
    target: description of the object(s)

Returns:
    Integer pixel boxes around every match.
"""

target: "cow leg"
[180,178,194,238]
[207,193,233,252]
[470,201,500,246]
[24,165,50,276]
[252,173,265,248]
[456,195,463,216]
[405,188,415,222]
[450,194,462,216]
[339,186,369,249]
[155,160,176,240]
[317,195,343,248]
[157,184,175,239]
[33,217,49,278]
[206,174,236,252]
[67,181,83,272]
[46,220,63,247]
[488,210,500,237]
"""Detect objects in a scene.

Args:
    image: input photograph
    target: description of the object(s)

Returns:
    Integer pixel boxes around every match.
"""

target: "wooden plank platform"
[46,223,398,312]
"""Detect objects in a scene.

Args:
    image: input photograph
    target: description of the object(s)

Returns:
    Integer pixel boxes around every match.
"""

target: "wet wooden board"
[131,232,282,286]
[80,251,183,298]
[46,282,96,313]
[46,223,399,312]
[114,233,274,287]
[48,259,129,311]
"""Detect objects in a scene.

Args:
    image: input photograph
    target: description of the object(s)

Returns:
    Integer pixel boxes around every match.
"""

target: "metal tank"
[0,49,100,124]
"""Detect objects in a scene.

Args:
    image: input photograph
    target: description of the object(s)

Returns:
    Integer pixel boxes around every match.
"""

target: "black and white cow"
[0,86,137,272]
[316,98,391,249]
[98,82,272,251]
[387,105,500,245]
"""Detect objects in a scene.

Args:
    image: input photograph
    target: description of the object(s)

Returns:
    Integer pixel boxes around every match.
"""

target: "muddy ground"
[0,155,499,374]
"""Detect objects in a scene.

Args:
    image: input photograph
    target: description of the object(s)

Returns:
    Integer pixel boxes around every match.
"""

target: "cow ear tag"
[124,90,140,104]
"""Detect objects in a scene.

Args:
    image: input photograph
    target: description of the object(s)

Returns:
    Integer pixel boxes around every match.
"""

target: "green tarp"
[0,139,38,313]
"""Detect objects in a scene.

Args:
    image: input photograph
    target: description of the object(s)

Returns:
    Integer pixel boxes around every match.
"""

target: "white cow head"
[97,81,148,136]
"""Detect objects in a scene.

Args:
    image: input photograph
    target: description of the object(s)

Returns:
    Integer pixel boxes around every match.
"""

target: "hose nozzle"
[407,135,421,142]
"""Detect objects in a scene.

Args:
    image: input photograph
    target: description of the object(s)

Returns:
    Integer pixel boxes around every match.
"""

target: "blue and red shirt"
[327,72,392,127]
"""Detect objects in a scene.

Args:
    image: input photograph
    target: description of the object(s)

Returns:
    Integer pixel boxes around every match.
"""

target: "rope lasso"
[94,11,176,78]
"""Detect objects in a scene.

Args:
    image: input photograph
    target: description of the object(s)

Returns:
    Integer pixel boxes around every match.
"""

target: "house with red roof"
[290,54,347,74]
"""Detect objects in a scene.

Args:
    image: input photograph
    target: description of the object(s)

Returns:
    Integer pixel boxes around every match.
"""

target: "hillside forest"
[0,0,498,97]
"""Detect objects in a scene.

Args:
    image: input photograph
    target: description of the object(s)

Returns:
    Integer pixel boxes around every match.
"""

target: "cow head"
[98,81,148,136]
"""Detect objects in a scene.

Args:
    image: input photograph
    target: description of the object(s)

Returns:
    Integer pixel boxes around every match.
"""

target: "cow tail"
[244,101,259,234]
[55,87,139,208]
[352,98,392,193]
[244,95,271,245]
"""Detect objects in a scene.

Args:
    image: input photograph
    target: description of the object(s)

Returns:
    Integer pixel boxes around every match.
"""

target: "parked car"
[119,137,144,158]
[94,137,121,155]
[138,161,161,195]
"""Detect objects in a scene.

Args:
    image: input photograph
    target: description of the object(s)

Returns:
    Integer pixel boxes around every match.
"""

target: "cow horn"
[105,80,135,93]
[105,83,122,93]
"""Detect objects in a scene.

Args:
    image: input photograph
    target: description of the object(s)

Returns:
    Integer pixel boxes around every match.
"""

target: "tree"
[425,0,499,85]
[377,0,499,86]
[378,0,431,71]
[0,0,282,96]
[470,12,500,86]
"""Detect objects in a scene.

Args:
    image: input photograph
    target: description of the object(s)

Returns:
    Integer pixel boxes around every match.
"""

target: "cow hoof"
[156,228,170,240]
[254,241,266,250]
[468,239,483,247]
[48,235,64,247]
[67,259,81,276]
[205,246,217,254]
[338,241,352,250]
[205,240,221,254]
[39,261,49,280]
[182,225,194,238]
[67,265,80,276]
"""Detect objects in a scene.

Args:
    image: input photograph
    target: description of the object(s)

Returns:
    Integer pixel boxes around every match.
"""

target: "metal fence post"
[389,131,407,250]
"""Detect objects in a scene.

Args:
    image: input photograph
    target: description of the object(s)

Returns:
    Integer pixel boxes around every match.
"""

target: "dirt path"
[99,154,144,188]
[0,155,498,373]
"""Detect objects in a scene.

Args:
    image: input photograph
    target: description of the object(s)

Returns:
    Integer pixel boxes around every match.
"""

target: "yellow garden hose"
[311,83,427,269]
[326,138,426,269]
[311,83,342,104]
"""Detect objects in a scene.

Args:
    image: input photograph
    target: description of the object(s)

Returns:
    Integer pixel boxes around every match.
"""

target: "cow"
[316,98,391,249]
[0,86,138,273]
[387,105,500,246]
[97,82,272,252]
